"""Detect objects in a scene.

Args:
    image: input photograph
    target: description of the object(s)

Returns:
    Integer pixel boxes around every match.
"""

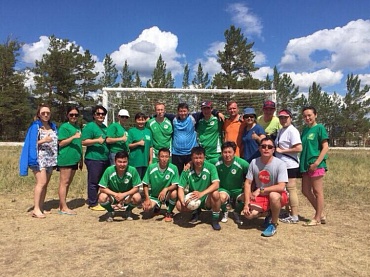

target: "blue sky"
[1,0,370,96]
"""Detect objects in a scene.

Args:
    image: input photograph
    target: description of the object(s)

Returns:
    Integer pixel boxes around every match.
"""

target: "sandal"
[303,219,320,226]
[321,216,327,224]
[32,212,46,219]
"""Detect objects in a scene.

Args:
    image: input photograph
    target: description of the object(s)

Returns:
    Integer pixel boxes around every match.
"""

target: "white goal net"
[102,87,276,126]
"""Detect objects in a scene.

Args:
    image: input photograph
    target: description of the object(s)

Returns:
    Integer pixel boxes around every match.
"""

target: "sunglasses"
[243,115,255,119]
[68,113,79,118]
[95,112,106,116]
[260,144,274,150]
[40,111,51,116]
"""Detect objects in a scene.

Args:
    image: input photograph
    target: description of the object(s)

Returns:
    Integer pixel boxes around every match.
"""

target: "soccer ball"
[184,193,201,211]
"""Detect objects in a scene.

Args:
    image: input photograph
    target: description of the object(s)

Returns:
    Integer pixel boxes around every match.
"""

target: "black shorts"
[287,167,301,178]
[58,164,79,170]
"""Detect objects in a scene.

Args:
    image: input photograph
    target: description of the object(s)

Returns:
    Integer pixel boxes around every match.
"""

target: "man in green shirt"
[142,148,179,222]
[98,151,142,222]
[176,146,222,230]
[146,102,173,163]
[211,141,249,225]
[196,101,223,160]
[106,109,130,165]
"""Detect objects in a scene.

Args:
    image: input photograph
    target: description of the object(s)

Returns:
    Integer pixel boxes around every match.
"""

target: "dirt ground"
[0,192,369,277]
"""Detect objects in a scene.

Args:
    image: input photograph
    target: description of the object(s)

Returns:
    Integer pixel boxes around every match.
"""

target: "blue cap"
[243,107,256,116]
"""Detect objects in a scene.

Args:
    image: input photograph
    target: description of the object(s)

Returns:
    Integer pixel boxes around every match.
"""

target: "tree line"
[1,26,369,145]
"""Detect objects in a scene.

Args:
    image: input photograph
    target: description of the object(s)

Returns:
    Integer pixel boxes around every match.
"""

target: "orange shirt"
[223,115,245,157]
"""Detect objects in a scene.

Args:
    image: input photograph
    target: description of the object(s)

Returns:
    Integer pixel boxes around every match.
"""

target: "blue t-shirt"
[242,124,265,163]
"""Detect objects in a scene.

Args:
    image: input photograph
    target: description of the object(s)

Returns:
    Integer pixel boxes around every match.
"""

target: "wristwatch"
[260,186,265,194]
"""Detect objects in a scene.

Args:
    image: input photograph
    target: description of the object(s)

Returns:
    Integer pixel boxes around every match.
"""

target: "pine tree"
[192,62,210,89]
[121,60,135,88]
[0,38,31,140]
[182,63,190,88]
[147,55,174,88]
[99,54,118,88]
[273,67,300,113]
[213,25,258,89]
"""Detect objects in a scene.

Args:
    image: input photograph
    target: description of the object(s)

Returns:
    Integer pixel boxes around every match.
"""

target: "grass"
[2,146,370,205]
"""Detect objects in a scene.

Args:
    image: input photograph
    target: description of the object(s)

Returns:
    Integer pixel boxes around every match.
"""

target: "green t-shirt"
[211,156,249,191]
[179,161,219,192]
[127,127,153,167]
[257,115,281,137]
[57,122,82,166]
[196,115,222,160]
[81,121,109,161]
[299,124,329,172]
[142,162,179,197]
[98,165,141,192]
[146,117,173,158]
[107,122,129,153]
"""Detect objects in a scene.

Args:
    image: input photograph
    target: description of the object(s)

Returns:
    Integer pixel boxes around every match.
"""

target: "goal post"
[102,87,276,126]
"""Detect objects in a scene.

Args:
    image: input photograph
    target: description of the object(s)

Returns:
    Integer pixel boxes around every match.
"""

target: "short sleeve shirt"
[142,162,179,197]
[275,124,302,169]
[146,118,173,156]
[127,127,152,167]
[107,122,129,153]
[81,121,109,161]
[179,161,220,192]
[257,116,281,138]
[246,157,288,188]
[213,156,249,191]
[57,122,82,166]
[197,115,222,159]
[98,165,141,192]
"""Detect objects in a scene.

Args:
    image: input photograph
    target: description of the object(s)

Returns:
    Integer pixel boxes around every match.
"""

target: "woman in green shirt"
[82,105,110,211]
[57,107,82,215]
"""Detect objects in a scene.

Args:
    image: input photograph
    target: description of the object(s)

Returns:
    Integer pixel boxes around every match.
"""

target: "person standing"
[274,109,302,224]
[223,101,244,157]
[300,106,329,226]
[19,103,58,218]
[197,101,223,160]
[241,107,266,163]
[257,100,281,140]
[127,112,153,179]
[82,105,110,211]
[106,109,130,165]
[57,107,83,215]
[146,102,173,163]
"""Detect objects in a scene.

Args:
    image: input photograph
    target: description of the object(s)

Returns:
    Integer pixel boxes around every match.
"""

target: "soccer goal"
[102,87,276,126]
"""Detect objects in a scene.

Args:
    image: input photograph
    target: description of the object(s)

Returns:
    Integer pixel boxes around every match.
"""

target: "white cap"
[118,109,130,117]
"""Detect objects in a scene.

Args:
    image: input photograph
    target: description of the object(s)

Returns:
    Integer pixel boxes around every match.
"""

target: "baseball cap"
[118,109,130,117]
[243,107,256,117]
[263,100,276,109]
[278,109,292,117]
[201,101,212,108]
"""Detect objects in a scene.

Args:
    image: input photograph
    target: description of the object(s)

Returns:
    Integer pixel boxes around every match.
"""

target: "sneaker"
[211,221,221,231]
[261,223,277,237]
[125,211,133,221]
[153,205,161,216]
[164,212,174,222]
[221,211,229,223]
[279,215,299,224]
[106,212,115,222]
[233,212,243,225]
[189,209,201,224]
[89,204,105,211]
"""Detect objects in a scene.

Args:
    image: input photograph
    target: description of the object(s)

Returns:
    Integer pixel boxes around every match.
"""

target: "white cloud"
[22,36,50,64]
[280,19,370,72]
[110,26,183,80]
[227,3,263,38]
[252,66,273,81]
[254,51,266,65]
[286,69,343,90]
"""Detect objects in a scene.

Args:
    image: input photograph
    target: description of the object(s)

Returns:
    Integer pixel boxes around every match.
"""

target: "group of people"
[19,100,329,237]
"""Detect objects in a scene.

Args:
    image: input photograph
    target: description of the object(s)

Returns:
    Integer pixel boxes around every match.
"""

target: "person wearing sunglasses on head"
[82,105,110,211]
[241,137,289,237]
[57,106,83,216]
[241,107,266,163]
[19,103,58,219]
